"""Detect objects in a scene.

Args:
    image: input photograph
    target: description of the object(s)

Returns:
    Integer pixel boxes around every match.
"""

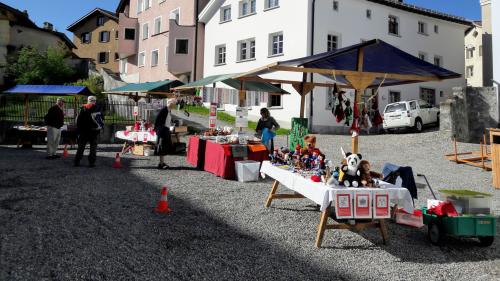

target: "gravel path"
[0,128,499,280]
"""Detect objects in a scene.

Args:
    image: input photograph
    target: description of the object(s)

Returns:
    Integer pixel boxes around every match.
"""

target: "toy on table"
[270,148,280,164]
[358,160,383,187]
[341,152,362,187]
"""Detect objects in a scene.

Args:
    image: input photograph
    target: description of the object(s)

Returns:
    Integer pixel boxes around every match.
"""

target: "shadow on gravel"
[0,146,353,281]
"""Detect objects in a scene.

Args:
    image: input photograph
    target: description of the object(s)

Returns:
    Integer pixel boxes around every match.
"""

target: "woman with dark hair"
[154,99,176,169]
[256,108,280,150]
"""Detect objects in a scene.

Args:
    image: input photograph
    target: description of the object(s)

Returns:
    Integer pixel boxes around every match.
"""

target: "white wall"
[464,25,484,87]
[493,0,500,88]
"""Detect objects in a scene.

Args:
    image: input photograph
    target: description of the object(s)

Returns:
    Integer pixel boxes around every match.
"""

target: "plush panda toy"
[341,152,362,187]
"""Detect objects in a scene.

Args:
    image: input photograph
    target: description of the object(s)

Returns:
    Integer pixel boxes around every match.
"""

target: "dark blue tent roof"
[2,85,91,96]
[240,39,461,88]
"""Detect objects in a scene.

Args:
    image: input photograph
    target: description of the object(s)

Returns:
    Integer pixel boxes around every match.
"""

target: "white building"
[200,0,471,132]
[465,22,484,87]
[493,0,500,90]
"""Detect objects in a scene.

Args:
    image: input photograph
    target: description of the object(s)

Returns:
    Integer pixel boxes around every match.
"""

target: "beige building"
[465,22,484,86]
[67,8,119,73]
[0,2,77,89]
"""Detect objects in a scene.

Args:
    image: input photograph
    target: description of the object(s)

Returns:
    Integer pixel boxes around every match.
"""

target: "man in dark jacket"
[74,96,103,167]
[44,98,65,159]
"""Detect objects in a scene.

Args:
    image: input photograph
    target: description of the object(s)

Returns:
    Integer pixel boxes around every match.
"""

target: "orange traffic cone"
[112,153,122,168]
[155,187,171,213]
[63,144,69,158]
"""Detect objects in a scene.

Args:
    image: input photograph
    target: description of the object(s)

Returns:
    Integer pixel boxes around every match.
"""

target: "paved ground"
[0,119,499,280]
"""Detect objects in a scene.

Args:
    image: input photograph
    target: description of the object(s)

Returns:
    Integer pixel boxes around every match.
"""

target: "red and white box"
[373,189,390,219]
[335,190,354,219]
[354,189,373,219]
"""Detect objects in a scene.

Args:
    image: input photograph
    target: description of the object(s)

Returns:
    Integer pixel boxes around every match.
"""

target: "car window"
[410,101,417,110]
[418,100,429,108]
[385,103,407,113]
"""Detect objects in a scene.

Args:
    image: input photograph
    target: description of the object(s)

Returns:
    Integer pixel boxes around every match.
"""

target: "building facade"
[465,23,484,87]
[67,8,120,73]
[490,0,499,88]
[116,0,208,84]
[200,0,471,131]
[0,2,78,89]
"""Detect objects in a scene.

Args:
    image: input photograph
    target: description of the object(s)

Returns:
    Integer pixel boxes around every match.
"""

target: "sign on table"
[235,107,248,128]
[209,103,217,129]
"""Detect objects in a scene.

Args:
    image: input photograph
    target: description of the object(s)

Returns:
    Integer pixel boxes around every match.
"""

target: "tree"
[71,75,105,100]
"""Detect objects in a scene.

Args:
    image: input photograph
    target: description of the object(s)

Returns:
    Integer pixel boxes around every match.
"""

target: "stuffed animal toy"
[341,152,362,187]
[303,135,321,155]
[293,144,302,159]
[269,149,279,164]
[358,160,383,187]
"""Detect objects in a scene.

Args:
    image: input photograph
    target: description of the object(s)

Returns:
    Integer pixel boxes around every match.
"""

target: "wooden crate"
[489,129,500,189]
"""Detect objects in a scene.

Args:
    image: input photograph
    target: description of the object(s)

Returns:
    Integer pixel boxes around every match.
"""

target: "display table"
[186,136,269,180]
[12,125,77,148]
[116,126,188,156]
[260,161,413,247]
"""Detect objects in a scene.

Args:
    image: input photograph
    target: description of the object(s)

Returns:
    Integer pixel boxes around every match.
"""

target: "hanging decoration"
[344,99,353,126]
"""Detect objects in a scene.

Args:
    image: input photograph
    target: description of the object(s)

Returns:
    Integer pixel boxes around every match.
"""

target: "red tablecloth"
[186,136,269,180]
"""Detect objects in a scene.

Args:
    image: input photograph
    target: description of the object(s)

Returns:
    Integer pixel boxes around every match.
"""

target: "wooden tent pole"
[238,81,245,132]
[352,48,365,154]
[299,73,307,118]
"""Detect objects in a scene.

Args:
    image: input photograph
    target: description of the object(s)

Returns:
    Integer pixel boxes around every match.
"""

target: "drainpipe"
[308,0,316,130]
[193,0,199,82]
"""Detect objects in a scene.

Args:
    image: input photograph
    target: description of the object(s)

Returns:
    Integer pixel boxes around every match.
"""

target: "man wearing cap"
[74,96,103,167]
[44,98,65,159]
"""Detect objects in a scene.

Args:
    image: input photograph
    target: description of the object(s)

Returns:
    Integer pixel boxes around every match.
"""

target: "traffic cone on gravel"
[63,144,69,158]
[112,153,122,168]
[155,187,171,213]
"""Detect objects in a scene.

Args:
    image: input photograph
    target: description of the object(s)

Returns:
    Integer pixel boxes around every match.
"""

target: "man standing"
[74,96,103,167]
[44,98,65,159]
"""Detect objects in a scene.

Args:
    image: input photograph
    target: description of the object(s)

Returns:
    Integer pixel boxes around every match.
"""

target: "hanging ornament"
[344,99,352,126]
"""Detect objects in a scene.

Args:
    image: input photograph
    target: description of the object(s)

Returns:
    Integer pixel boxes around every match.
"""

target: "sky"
[1,0,481,39]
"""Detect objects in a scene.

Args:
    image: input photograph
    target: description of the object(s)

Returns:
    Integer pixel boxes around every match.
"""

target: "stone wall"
[440,86,498,143]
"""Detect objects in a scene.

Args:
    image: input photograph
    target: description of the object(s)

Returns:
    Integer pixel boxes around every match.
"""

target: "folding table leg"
[315,206,331,248]
[378,219,389,245]
[265,180,280,208]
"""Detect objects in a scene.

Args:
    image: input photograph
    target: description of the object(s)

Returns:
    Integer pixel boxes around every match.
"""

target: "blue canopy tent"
[235,39,462,152]
[2,85,91,125]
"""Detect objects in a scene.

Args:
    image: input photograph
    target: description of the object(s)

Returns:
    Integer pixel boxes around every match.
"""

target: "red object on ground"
[63,144,69,158]
[427,201,459,217]
[155,187,171,213]
[112,153,122,169]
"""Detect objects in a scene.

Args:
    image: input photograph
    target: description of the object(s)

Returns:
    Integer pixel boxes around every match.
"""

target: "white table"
[115,130,158,143]
[260,161,414,247]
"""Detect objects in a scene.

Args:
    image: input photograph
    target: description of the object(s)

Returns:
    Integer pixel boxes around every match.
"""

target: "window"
[151,49,159,66]
[418,21,427,35]
[170,8,180,23]
[142,23,149,40]
[137,0,143,14]
[420,88,436,106]
[220,6,231,22]
[120,58,127,74]
[388,15,399,36]
[114,53,119,61]
[466,48,474,59]
[238,38,255,61]
[366,9,371,19]
[479,45,483,57]
[97,16,105,26]
[115,30,119,39]
[99,31,110,42]
[269,32,283,56]
[81,32,91,44]
[409,101,417,110]
[265,0,279,9]
[434,25,439,33]
[144,0,151,10]
[327,34,338,52]
[333,1,339,11]
[418,52,426,61]
[154,17,162,35]
[138,52,145,67]
[239,0,256,17]
[97,52,108,64]
[175,39,188,54]
[215,45,226,65]
[165,46,169,64]
[466,66,474,78]
[269,94,282,107]
[124,28,135,40]
[434,56,442,67]
[389,91,401,103]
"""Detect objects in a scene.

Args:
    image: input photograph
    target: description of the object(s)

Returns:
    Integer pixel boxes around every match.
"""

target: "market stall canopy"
[104,80,185,97]
[2,85,91,96]
[173,73,288,94]
[236,39,461,89]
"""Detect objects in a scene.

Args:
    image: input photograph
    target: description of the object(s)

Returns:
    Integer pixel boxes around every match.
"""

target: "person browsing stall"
[154,99,176,170]
[44,98,65,159]
[74,96,104,167]
[256,108,280,150]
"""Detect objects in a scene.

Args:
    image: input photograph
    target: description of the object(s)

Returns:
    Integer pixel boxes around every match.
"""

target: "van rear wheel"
[414,119,423,133]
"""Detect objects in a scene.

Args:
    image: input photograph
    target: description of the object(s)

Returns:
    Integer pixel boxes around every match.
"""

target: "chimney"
[22,10,29,17]
[43,22,53,31]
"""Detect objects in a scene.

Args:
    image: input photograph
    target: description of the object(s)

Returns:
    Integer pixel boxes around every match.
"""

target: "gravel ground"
[0,117,499,280]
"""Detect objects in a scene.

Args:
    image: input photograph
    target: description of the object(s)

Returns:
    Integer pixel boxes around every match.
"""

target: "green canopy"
[105,80,184,95]
[173,73,287,93]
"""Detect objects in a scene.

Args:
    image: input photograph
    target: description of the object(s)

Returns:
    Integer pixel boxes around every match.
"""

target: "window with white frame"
[175,39,188,54]
[466,48,474,59]
[434,55,442,67]
[269,94,282,108]
[269,32,283,56]
[144,0,151,10]
[239,0,256,17]
[388,15,399,35]
[151,49,159,67]
[434,25,439,33]
[418,21,427,35]
[170,8,180,23]
[165,46,169,64]
[220,5,231,22]
[137,0,143,14]
[99,31,110,42]
[366,9,371,19]
[215,45,226,65]
[327,34,338,52]
[138,52,145,67]
[418,52,426,61]
[120,58,127,74]
[97,52,108,64]
[389,91,401,103]
[466,66,474,78]
[154,17,162,34]
[238,38,255,61]
[333,1,339,11]
[124,28,135,40]
[265,0,279,9]
[420,88,436,106]
[142,23,149,39]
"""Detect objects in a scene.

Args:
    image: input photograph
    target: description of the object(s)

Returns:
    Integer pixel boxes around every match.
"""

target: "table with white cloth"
[260,161,414,247]
[115,130,157,155]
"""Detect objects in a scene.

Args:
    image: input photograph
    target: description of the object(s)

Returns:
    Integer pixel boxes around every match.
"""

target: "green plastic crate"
[422,208,496,237]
